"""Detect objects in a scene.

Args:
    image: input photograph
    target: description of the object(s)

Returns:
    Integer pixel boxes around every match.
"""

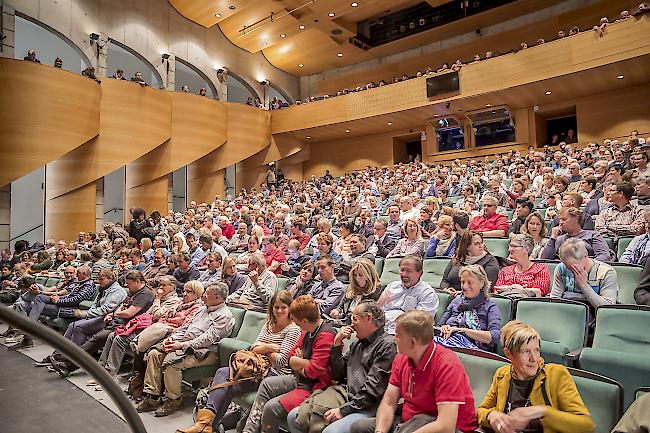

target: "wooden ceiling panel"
[170,0,601,76]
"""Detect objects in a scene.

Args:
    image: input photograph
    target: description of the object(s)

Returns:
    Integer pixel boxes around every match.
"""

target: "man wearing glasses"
[468,195,509,238]
[595,181,645,237]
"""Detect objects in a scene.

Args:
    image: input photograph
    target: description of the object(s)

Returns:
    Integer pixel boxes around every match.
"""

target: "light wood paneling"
[45,182,97,243]
[272,18,650,135]
[0,59,100,187]
[187,103,270,202]
[125,176,170,218]
[317,0,635,94]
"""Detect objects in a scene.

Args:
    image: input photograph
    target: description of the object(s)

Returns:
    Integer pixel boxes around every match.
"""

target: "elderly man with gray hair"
[8,265,98,351]
[227,252,278,312]
[551,238,619,309]
[468,195,509,238]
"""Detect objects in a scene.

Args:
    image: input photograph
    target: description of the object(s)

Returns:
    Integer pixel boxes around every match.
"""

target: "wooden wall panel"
[0,59,100,187]
[125,177,170,217]
[273,18,650,134]
[317,0,636,95]
[188,103,270,200]
[125,93,228,216]
[577,85,650,144]
[45,182,97,242]
[304,131,395,178]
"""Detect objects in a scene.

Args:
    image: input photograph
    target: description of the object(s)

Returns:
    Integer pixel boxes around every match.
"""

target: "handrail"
[0,306,147,433]
[104,207,124,215]
[10,224,44,242]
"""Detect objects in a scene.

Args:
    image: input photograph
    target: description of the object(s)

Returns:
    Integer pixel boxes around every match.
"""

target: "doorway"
[393,134,422,164]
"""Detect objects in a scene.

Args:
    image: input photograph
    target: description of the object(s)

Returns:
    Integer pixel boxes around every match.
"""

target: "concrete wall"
[10,167,44,246]
[7,0,299,103]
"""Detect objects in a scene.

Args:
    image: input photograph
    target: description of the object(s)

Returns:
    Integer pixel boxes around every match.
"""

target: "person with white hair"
[469,195,509,237]
[227,252,277,312]
[551,238,619,308]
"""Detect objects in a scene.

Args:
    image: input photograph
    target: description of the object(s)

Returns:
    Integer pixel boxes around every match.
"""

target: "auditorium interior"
[0,0,649,432]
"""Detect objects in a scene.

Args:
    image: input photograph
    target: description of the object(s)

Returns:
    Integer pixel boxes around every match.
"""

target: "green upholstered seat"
[453,348,509,409]
[379,258,401,287]
[435,290,453,322]
[578,305,650,408]
[483,238,509,258]
[569,368,623,433]
[616,237,635,261]
[219,311,267,366]
[423,257,451,289]
[610,263,643,305]
[228,307,247,338]
[514,298,587,365]
[374,258,384,277]
[277,277,289,291]
[35,276,48,285]
[447,196,461,205]
[45,277,60,287]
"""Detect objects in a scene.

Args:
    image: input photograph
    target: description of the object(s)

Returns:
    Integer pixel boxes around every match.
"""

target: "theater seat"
[379,258,401,287]
[435,290,453,321]
[452,348,509,409]
[514,298,588,365]
[218,311,267,367]
[35,276,48,285]
[577,305,650,408]
[534,260,560,282]
[616,237,635,261]
[229,307,247,338]
[569,368,623,433]
[610,263,643,304]
[422,257,451,288]
[374,257,384,277]
[483,238,509,258]
[277,277,289,291]
[45,277,60,287]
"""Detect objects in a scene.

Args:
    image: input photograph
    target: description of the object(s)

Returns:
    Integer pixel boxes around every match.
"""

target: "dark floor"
[0,347,131,433]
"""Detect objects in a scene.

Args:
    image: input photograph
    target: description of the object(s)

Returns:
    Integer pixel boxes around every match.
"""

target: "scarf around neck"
[463,251,487,265]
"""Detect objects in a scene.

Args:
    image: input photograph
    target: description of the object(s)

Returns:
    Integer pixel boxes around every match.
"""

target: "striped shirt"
[495,262,551,296]
[252,322,301,375]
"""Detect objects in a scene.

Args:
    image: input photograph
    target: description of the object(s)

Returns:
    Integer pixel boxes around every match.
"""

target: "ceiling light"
[261,41,268,47]
[299,25,305,29]
[298,63,304,67]
[280,33,286,38]
[545,91,552,95]
[617,74,624,79]
[328,12,335,17]
[345,129,350,133]
[485,104,491,107]
[433,114,439,117]
[387,122,392,125]
[337,53,343,57]
[351,2,359,7]
[215,13,221,18]
[306,136,311,139]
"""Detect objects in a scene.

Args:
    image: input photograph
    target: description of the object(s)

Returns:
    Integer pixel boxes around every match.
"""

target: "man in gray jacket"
[137,282,235,417]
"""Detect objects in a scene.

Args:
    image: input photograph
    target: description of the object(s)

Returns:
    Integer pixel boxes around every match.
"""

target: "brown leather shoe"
[154,398,183,417]
[175,408,215,433]
[136,395,161,413]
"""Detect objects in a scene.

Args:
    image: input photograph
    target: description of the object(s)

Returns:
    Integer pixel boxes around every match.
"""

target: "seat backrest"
[228,307,247,337]
[435,291,453,322]
[490,295,513,327]
[483,238,509,258]
[610,264,643,305]
[616,237,635,261]
[380,258,402,287]
[536,208,547,220]
[515,298,587,354]
[236,311,267,343]
[535,261,560,281]
[454,349,509,408]
[277,277,289,291]
[603,237,615,251]
[45,277,60,287]
[592,306,650,356]
[569,368,623,433]
[423,257,451,289]
[35,276,48,285]
[374,257,384,277]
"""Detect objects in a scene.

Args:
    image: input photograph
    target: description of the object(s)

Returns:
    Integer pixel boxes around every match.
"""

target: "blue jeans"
[287,406,374,433]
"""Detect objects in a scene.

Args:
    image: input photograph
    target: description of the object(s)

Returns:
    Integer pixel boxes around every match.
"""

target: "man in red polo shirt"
[469,195,509,238]
[350,310,477,433]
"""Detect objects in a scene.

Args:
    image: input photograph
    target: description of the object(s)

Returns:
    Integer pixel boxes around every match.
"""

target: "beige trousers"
[143,348,217,400]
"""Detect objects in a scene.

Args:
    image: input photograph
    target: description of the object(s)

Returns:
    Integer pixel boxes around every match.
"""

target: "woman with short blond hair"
[478,320,595,433]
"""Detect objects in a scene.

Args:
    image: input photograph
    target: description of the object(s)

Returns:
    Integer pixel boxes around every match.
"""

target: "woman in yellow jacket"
[477,320,595,433]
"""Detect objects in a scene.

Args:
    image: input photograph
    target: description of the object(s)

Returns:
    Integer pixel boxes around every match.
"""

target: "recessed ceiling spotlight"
[545,91,552,95]
[328,12,336,17]
[433,113,439,117]
[345,129,350,133]
[337,53,343,57]
[215,13,221,18]
[351,2,359,7]
[280,33,286,38]
[299,24,305,29]
[387,122,392,125]
[229,5,235,10]
[485,104,491,107]
[261,41,268,47]
[298,63,304,67]
[306,136,311,139]
[617,74,624,79]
